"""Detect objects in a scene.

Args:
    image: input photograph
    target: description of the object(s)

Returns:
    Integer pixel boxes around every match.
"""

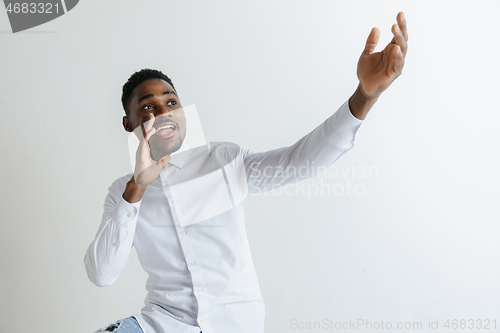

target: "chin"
[150,141,182,160]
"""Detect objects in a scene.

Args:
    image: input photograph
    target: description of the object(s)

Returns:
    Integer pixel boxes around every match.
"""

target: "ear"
[123,116,133,132]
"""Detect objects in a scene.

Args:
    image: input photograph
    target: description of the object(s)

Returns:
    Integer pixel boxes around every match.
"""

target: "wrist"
[348,84,378,120]
[123,177,146,203]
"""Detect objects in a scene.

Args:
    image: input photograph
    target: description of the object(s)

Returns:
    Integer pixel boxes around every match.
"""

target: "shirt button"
[197,288,202,293]
[163,179,168,184]
[171,200,175,204]
[180,230,186,235]
[201,317,206,323]
[113,242,117,246]
[190,262,196,267]
[127,213,132,218]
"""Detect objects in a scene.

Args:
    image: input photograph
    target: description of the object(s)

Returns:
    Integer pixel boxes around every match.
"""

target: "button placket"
[159,168,212,322]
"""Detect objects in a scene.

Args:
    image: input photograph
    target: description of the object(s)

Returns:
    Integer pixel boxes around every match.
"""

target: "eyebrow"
[137,90,177,104]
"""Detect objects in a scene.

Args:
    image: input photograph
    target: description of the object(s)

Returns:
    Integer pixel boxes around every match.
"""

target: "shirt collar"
[167,141,192,169]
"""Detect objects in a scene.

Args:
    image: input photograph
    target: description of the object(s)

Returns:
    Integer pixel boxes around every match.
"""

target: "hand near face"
[133,113,171,188]
[356,11,408,100]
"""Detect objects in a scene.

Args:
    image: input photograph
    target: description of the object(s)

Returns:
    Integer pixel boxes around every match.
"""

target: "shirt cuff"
[333,99,364,142]
[109,196,141,229]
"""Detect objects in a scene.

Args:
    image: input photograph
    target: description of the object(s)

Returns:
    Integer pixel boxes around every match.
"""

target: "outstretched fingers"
[392,23,407,57]
[388,12,407,77]
[390,12,408,54]
[397,11,408,42]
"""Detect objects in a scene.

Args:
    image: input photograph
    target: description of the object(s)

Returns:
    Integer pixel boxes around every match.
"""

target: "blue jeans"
[94,316,202,333]
[94,317,143,333]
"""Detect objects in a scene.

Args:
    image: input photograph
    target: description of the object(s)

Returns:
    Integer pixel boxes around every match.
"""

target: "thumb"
[362,27,380,55]
[156,155,172,168]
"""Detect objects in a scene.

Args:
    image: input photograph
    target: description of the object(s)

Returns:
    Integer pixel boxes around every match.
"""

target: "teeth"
[156,124,175,133]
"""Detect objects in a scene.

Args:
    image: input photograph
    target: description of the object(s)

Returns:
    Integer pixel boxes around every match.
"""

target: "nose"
[152,108,173,128]
[154,107,172,118]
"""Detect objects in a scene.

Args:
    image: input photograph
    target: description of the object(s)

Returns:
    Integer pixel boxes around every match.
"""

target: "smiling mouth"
[154,123,176,139]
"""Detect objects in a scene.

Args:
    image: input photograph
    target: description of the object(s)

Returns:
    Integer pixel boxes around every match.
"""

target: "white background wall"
[1,1,499,332]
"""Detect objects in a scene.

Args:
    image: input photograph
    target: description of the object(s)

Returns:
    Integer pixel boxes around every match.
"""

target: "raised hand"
[356,11,408,100]
[133,113,171,188]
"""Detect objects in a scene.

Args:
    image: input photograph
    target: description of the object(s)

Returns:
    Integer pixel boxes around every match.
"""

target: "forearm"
[84,178,141,286]
[243,99,363,193]
[348,84,378,120]
[84,219,135,287]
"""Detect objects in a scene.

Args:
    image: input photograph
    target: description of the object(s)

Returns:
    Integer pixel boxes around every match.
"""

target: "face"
[123,79,186,161]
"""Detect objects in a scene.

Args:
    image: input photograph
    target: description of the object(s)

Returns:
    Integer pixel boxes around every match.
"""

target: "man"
[85,12,408,333]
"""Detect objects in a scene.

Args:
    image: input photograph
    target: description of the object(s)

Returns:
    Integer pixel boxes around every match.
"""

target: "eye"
[167,100,176,106]
[142,104,153,111]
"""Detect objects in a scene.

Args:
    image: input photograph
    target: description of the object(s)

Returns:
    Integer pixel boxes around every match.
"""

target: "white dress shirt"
[84,100,363,333]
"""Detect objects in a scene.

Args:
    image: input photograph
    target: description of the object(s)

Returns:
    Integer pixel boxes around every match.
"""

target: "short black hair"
[121,68,176,117]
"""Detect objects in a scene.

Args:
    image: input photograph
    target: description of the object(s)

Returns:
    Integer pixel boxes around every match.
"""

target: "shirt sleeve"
[84,176,141,287]
[241,99,363,194]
